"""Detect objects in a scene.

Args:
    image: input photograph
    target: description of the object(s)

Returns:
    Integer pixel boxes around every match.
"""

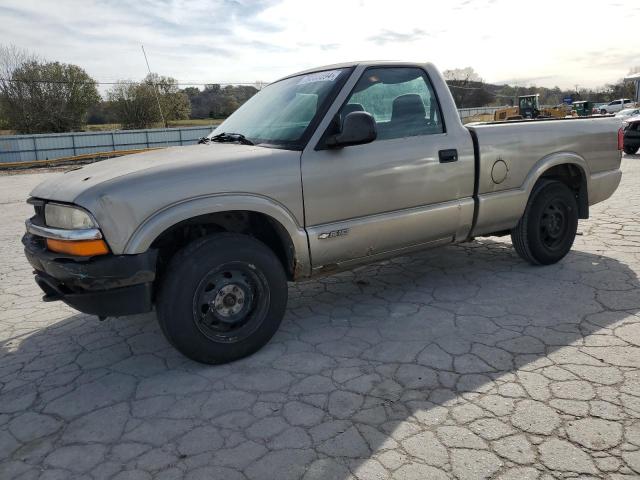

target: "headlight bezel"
[44,202,98,230]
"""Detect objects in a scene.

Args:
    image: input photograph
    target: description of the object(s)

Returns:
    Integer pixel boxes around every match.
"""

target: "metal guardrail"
[457,106,506,118]
[0,125,216,164]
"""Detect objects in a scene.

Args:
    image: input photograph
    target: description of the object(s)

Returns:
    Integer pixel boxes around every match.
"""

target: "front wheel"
[600,109,607,115]
[157,233,288,364]
[511,180,578,265]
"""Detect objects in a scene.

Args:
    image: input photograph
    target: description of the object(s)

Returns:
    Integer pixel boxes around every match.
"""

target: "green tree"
[443,67,493,107]
[108,74,191,129]
[0,45,100,133]
[187,84,258,119]
[143,73,191,125]
[107,81,158,129]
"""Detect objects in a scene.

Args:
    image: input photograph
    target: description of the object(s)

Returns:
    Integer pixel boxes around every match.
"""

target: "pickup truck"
[600,98,635,114]
[23,61,623,364]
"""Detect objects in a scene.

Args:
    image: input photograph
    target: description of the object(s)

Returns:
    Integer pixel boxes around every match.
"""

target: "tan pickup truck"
[23,61,623,364]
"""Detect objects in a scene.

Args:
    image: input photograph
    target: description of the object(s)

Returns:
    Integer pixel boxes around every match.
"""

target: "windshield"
[209,68,349,148]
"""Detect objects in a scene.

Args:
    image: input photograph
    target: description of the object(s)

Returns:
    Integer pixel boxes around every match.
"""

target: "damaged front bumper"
[23,233,157,317]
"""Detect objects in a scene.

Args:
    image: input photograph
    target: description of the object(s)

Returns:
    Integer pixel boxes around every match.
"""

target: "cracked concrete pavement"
[1,154,640,479]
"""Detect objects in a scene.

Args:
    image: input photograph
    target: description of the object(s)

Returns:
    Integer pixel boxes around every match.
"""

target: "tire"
[157,233,288,364]
[511,180,578,265]
[600,109,607,115]
[623,145,639,155]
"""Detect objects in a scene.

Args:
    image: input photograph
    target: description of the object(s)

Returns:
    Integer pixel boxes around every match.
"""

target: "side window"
[339,67,444,141]
[612,100,621,105]
[624,99,631,104]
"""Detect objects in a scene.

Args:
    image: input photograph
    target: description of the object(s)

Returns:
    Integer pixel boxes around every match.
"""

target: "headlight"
[44,203,97,229]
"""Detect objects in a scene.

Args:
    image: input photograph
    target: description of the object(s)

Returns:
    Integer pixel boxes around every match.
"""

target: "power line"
[0,76,546,100]
[447,83,516,99]
[0,78,264,86]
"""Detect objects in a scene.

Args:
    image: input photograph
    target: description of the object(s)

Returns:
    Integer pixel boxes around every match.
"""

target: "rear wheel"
[623,145,639,155]
[157,233,288,364]
[511,180,578,265]
[600,109,607,115]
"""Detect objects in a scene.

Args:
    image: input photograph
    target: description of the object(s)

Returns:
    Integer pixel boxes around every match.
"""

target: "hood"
[30,143,270,203]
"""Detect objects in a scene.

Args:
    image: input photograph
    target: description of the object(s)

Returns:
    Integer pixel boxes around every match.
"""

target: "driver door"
[301,66,475,270]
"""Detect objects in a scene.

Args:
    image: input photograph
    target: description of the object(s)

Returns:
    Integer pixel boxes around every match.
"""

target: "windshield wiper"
[202,132,254,146]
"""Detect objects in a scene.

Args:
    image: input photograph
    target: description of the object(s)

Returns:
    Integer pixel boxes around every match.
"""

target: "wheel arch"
[534,156,589,219]
[124,194,311,280]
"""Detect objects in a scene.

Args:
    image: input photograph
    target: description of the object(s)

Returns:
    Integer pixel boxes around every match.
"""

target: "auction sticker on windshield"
[297,70,342,85]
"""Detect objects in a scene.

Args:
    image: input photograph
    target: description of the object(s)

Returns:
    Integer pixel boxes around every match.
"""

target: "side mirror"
[326,111,377,148]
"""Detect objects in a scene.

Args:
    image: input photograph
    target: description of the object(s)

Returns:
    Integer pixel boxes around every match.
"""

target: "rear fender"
[473,152,590,236]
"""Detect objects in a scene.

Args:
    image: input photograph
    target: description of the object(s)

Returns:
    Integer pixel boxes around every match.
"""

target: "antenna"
[141,45,167,128]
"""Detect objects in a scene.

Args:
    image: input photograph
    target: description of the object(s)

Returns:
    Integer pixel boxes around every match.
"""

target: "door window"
[339,67,444,141]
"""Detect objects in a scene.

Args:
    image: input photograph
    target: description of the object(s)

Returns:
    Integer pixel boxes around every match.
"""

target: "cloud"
[368,28,430,45]
[0,0,638,91]
[571,49,640,70]
[493,75,557,86]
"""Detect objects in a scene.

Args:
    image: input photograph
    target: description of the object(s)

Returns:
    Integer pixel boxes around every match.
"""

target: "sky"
[1,0,639,91]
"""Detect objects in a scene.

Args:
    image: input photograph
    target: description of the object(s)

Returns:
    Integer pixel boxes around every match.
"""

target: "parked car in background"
[623,116,640,154]
[600,98,634,114]
[616,107,640,120]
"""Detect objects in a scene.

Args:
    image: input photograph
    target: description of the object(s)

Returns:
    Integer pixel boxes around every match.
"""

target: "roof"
[625,72,640,81]
[274,60,429,83]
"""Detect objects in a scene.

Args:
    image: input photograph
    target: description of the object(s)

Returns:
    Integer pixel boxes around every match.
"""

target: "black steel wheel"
[511,180,578,265]
[192,263,268,343]
[157,233,288,364]
[538,198,570,252]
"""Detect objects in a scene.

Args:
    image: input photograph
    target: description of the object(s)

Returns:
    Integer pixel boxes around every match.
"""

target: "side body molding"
[473,151,591,236]
[123,194,311,277]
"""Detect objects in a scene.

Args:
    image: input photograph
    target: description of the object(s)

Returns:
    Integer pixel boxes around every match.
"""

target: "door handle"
[439,149,458,163]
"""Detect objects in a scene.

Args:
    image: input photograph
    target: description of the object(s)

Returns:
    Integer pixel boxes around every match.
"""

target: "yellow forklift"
[494,95,540,121]
[494,95,569,121]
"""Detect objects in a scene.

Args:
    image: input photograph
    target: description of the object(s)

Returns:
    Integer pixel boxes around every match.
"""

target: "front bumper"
[23,233,157,317]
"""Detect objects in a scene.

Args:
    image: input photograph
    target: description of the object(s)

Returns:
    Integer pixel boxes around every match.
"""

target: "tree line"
[443,67,638,108]
[0,45,260,134]
[0,45,637,135]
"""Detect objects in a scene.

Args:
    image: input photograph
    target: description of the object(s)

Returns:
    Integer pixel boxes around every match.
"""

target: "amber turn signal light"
[46,238,110,256]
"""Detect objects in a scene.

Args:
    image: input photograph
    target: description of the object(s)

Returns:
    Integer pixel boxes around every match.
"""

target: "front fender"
[123,193,311,277]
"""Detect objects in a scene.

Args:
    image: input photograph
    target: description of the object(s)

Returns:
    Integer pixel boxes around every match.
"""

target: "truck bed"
[467,115,622,236]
